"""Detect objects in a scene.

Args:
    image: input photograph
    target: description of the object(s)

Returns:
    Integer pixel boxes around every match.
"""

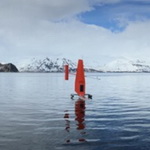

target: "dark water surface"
[0,73,150,150]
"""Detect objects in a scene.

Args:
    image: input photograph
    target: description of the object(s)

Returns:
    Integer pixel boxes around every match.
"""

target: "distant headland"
[0,63,19,72]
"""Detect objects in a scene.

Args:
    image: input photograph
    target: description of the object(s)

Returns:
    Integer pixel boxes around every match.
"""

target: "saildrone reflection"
[75,98,86,142]
[64,110,71,143]
[75,99,86,130]
[64,110,70,132]
[64,98,86,143]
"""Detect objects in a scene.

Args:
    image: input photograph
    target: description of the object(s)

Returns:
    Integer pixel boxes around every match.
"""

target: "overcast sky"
[0,0,150,65]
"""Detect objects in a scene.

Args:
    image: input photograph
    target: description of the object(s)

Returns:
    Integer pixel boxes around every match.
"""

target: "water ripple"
[1,73,150,150]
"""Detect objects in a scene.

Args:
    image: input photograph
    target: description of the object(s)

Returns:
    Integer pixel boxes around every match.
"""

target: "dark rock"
[0,63,19,72]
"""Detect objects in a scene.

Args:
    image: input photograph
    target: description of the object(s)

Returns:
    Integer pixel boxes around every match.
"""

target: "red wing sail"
[64,65,69,80]
[75,59,85,96]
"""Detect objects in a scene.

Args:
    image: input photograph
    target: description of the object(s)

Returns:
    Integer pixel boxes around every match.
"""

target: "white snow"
[18,57,150,72]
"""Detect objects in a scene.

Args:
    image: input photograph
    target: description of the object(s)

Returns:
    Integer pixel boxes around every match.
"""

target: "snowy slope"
[19,57,77,72]
[102,58,150,72]
[19,57,150,73]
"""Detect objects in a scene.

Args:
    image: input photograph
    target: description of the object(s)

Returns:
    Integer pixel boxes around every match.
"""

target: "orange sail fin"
[75,59,85,97]
[64,65,69,80]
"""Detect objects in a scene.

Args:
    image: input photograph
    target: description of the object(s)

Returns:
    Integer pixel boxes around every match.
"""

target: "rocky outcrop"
[0,63,19,72]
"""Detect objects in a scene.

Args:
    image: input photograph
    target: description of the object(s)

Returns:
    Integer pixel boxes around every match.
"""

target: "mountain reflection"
[64,98,86,143]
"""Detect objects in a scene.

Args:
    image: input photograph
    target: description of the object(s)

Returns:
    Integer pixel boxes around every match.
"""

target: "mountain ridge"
[19,57,150,73]
[102,58,150,72]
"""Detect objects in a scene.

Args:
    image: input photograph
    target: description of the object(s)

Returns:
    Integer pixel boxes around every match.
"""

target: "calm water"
[0,73,150,150]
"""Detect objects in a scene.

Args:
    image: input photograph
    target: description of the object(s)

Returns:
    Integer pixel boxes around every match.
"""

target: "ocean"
[0,73,150,150]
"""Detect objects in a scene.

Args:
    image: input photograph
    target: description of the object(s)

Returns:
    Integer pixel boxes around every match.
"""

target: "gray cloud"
[0,0,150,66]
[0,0,92,21]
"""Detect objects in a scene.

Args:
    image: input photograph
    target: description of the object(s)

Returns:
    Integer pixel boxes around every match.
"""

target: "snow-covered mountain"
[19,58,77,72]
[19,57,150,73]
[19,57,101,72]
[101,58,150,72]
